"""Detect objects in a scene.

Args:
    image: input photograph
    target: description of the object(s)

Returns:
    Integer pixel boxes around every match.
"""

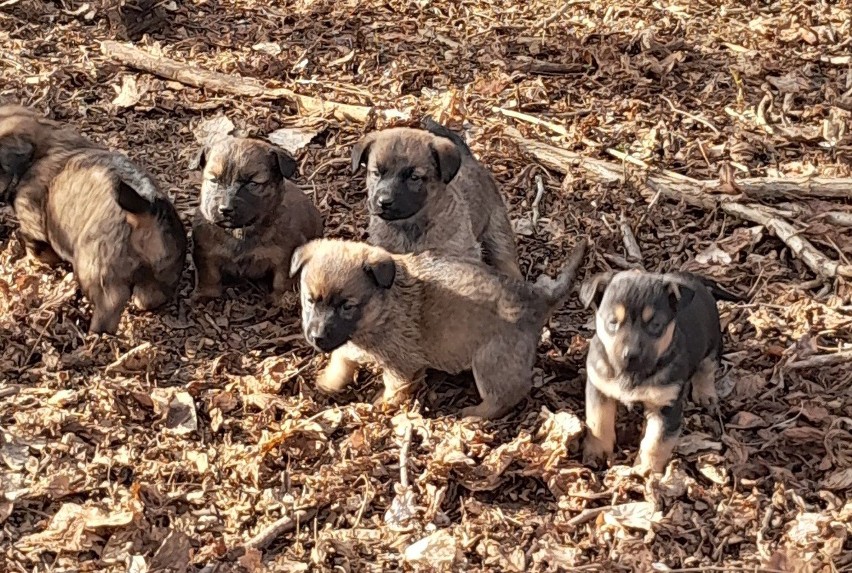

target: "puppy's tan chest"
[587,362,681,408]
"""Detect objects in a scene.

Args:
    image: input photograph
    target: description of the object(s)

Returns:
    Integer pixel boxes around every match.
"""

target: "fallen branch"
[619,212,643,263]
[505,127,852,279]
[532,174,546,229]
[101,41,390,123]
[787,349,852,370]
[566,505,612,527]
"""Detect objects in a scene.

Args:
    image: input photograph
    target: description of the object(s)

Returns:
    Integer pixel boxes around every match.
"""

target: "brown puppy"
[9,139,187,333]
[291,238,587,419]
[351,119,521,278]
[0,105,98,209]
[192,136,324,300]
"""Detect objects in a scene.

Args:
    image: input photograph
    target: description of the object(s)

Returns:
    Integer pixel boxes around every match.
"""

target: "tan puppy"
[351,119,521,278]
[290,238,587,419]
[7,133,186,334]
[192,136,324,300]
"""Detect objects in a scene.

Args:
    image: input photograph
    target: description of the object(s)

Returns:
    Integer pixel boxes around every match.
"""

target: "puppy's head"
[580,271,695,375]
[197,136,298,229]
[290,239,397,353]
[0,114,41,199]
[351,127,461,221]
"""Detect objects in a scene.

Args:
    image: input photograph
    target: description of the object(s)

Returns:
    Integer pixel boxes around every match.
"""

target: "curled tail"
[421,116,473,157]
[535,239,589,308]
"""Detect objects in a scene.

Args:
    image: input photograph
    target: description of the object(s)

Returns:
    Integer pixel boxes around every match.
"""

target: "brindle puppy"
[9,139,186,334]
[192,136,324,300]
[579,270,736,474]
[351,120,521,278]
[0,105,98,209]
[291,238,587,419]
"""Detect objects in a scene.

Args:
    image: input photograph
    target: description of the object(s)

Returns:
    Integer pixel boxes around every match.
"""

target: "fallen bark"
[101,41,383,122]
[506,128,852,279]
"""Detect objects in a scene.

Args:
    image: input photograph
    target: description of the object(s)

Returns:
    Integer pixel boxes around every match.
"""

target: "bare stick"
[619,212,643,262]
[532,174,546,229]
[101,41,384,123]
[244,508,316,550]
[660,95,720,135]
[787,349,852,370]
[566,505,612,527]
[506,128,852,279]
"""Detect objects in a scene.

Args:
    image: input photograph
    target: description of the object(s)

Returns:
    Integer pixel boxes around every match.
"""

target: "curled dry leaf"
[268,125,323,155]
[601,502,657,531]
[403,529,460,567]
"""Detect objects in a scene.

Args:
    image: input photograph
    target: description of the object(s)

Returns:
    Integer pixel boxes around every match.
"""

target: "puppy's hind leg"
[463,336,535,420]
[690,355,718,407]
[583,381,618,467]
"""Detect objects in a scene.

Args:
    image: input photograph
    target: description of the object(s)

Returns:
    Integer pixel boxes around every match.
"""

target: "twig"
[566,505,612,527]
[398,421,413,489]
[619,212,643,263]
[100,41,390,123]
[531,174,546,229]
[505,128,852,279]
[536,0,588,29]
[661,95,721,135]
[0,385,22,399]
[104,342,153,374]
[787,349,852,370]
[495,106,570,137]
[244,508,317,550]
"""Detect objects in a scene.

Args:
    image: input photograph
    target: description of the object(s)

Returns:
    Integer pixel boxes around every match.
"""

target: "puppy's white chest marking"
[588,366,681,408]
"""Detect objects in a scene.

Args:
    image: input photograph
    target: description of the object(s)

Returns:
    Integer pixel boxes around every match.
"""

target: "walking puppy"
[579,270,732,473]
[192,136,324,300]
[351,119,521,278]
[10,144,186,334]
[291,238,587,419]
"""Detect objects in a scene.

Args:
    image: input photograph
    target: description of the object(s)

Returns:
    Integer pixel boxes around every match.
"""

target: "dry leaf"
[112,75,145,108]
[268,126,322,155]
[601,502,656,531]
[821,468,852,490]
[404,529,459,566]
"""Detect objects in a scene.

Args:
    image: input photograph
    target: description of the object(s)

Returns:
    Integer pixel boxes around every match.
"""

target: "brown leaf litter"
[1,0,851,572]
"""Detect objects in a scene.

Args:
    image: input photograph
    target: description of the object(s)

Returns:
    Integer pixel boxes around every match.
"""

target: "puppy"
[351,119,521,278]
[0,105,98,207]
[579,270,733,474]
[192,136,324,300]
[9,143,187,334]
[290,238,587,419]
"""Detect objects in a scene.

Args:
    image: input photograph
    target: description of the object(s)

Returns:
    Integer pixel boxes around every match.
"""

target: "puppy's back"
[666,272,722,364]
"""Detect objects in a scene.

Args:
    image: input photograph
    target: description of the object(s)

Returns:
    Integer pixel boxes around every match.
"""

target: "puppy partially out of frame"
[192,136,324,301]
[291,238,587,419]
[6,121,186,333]
[579,270,736,474]
[351,118,521,278]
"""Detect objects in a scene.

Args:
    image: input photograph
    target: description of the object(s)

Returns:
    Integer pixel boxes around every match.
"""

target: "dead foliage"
[1,0,851,572]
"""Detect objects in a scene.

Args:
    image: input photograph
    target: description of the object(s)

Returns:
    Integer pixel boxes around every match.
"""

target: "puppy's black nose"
[377,196,393,209]
[218,205,234,216]
[623,348,643,369]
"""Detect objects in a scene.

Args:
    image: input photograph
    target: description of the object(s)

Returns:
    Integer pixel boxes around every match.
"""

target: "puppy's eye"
[409,173,421,181]
[606,318,619,332]
[305,294,315,305]
[206,176,219,184]
[340,300,358,313]
[370,168,382,178]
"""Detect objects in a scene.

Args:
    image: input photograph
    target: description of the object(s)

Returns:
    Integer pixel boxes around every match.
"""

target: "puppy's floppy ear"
[351,133,376,174]
[363,255,396,289]
[289,242,315,278]
[666,281,695,311]
[429,136,462,184]
[115,181,155,229]
[271,146,298,180]
[0,137,35,177]
[579,272,615,309]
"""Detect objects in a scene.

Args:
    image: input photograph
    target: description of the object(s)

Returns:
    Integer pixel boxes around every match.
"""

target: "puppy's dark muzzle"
[212,206,256,229]
[305,325,348,353]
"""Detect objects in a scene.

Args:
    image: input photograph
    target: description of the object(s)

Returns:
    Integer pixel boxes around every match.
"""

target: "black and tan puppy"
[192,136,324,301]
[290,238,587,419]
[579,270,732,474]
[8,135,186,334]
[351,119,521,278]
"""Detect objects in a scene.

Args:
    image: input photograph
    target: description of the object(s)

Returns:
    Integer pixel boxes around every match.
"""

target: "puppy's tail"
[421,116,473,157]
[534,239,589,308]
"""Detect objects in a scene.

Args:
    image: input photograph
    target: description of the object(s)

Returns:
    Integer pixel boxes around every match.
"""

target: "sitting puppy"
[290,238,587,419]
[192,136,324,301]
[351,119,521,278]
[579,270,733,474]
[9,138,186,334]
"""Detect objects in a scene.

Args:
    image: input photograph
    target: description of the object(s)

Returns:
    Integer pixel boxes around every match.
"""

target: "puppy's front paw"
[316,368,351,394]
[192,284,223,301]
[691,383,718,407]
[460,401,505,421]
[583,436,613,468]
